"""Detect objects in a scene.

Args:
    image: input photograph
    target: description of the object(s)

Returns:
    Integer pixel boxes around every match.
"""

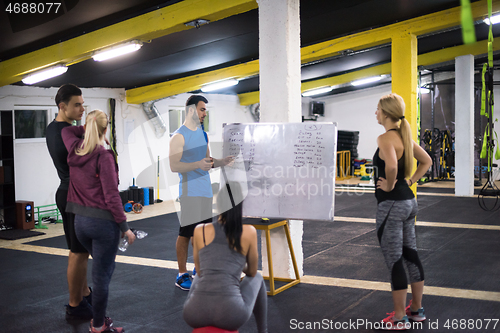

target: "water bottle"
[118,228,148,252]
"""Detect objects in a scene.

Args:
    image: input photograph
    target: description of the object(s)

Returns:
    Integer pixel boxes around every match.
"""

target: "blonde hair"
[378,93,414,178]
[76,110,108,156]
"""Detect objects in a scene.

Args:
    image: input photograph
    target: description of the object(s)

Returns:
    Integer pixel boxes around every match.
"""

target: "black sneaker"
[84,287,92,306]
[65,298,93,320]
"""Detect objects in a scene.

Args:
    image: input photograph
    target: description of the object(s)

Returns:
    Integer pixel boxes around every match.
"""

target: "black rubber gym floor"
[1,191,499,333]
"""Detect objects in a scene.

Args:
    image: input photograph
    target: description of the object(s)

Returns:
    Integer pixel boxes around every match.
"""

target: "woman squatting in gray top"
[183,182,268,332]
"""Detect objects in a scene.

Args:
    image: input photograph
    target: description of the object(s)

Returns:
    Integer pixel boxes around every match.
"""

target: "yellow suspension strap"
[478,0,500,211]
[461,0,477,44]
[480,0,499,171]
[480,63,490,162]
[487,0,500,162]
[488,0,494,68]
[480,63,488,117]
[417,72,421,145]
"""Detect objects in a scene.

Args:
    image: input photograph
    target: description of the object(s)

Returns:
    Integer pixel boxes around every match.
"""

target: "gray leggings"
[376,199,424,291]
[75,215,120,327]
[183,272,268,332]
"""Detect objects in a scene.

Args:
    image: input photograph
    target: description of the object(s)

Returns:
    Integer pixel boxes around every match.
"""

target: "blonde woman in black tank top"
[374,93,432,330]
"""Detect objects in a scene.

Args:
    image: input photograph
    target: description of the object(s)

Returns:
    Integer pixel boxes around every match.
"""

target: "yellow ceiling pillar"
[391,31,418,142]
[391,31,418,194]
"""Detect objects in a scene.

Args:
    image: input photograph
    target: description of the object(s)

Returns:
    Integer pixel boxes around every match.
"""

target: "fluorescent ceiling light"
[201,79,238,92]
[92,41,142,62]
[419,87,430,94]
[22,65,68,85]
[302,86,333,97]
[484,14,500,25]
[351,76,383,86]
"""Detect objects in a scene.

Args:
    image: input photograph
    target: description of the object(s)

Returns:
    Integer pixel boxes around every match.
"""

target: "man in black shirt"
[46,84,92,319]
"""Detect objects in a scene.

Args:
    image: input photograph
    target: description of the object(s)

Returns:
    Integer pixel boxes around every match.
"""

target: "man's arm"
[204,137,235,168]
[169,133,212,173]
[212,156,234,168]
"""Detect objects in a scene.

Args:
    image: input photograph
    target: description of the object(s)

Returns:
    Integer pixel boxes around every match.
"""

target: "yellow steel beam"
[238,38,500,106]
[126,60,259,104]
[301,0,500,64]
[129,1,499,104]
[238,91,260,106]
[0,0,258,87]
[301,63,392,93]
[418,38,500,66]
[391,33,418,141]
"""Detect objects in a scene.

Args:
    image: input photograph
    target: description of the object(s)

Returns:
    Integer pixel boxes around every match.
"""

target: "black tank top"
[372,131,414,204]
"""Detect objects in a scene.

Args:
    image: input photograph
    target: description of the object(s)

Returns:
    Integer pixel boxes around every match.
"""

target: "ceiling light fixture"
[22,64,68,85]
[351,76,383,86]
[201,79,238,92]
[92,40,142,62]
[185,19,210,29]
[301,86,333,97]
[484,13,500,25]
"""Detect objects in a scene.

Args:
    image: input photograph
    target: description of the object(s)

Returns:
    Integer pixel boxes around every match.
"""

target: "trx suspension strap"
[461,0,476,44]
[417,72,421,145]
[109,98,118,161]
[478,0,500,211]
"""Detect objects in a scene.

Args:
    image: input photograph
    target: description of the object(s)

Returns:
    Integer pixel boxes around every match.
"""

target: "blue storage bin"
[142,187,149,206]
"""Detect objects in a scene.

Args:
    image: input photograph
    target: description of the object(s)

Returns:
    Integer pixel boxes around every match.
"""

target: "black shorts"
[56,187,88,253]
[178,196,213,238]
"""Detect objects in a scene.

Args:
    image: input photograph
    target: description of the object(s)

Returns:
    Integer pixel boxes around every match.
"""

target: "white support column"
[257,0,303,278]
[455,55,475,196]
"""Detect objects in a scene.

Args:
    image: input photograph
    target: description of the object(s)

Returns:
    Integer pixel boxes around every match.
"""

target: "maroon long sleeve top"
[62,125,128,232]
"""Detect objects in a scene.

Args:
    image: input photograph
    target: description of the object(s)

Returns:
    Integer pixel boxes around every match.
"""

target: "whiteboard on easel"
[221,122,337,221]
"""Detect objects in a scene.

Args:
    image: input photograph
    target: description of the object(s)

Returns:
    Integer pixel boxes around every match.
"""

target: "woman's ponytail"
[399,118,414,178]
[76,110,108,156]
[217,182,244,253]
[378,93,414,177]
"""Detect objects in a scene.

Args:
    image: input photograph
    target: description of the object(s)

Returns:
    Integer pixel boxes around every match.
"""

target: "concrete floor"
[1,182,499,332]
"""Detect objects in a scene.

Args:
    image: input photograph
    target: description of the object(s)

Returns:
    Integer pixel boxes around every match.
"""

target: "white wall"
[305,84,391,160]
[0,86,253,207]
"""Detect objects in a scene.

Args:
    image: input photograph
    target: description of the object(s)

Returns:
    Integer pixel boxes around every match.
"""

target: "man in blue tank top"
[169,95,233,290]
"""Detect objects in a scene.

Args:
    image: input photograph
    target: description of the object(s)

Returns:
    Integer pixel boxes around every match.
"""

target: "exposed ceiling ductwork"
[142,101,167,138]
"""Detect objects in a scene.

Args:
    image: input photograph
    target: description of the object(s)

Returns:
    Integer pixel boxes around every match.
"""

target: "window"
[203,111,210,133]
[14,110,48,139]
[169,108,210,135]
[14,105,86,142]
[169,108,184,135]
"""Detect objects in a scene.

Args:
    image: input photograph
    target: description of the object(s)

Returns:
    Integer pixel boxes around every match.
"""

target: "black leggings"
[376,199,424,291]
